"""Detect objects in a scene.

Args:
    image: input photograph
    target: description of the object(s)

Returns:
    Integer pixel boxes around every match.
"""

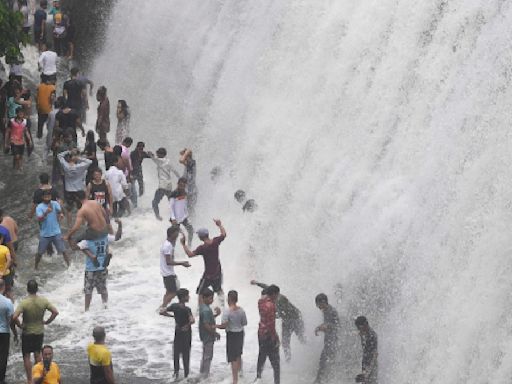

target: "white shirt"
[38,51,58,75]
[151,157,179,190]
[160,240,176,277]
[105,166,127,202]
[169,191,188,222]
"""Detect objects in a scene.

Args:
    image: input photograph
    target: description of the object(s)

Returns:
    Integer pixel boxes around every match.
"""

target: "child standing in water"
[5,107,32,171]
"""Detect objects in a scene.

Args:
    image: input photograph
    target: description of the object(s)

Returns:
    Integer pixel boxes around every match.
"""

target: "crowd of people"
[0,1,378,384]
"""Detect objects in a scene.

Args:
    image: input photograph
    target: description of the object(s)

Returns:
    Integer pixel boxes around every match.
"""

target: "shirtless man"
[63,190,108,242]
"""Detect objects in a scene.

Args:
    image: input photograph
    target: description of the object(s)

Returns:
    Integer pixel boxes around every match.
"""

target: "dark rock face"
[62,0,114,70]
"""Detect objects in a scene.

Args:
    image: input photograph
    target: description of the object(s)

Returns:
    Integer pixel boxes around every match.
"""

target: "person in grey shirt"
[58,149,92,226]
[355,316,378,384]
[217,290,247,384]
[314,293,340,384]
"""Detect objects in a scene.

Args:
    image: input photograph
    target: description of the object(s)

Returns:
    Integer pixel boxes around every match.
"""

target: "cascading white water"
[77,0,512,383]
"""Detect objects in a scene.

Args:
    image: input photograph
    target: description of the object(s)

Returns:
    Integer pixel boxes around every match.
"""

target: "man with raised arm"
[180,219,226,307]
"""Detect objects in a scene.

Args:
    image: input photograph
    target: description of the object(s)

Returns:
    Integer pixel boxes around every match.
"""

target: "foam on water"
[27,0,512,383]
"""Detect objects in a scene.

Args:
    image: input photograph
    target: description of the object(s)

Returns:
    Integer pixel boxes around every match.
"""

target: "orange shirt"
[37,83,55,114]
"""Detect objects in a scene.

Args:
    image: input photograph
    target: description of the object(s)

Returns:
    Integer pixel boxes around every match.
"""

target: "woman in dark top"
[83,130,97,185]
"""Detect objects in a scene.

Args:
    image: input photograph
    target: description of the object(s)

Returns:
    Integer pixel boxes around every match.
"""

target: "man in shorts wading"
[159,226,191,311]
[181,219,226,307]
[12,280,59,384]
[64,190,108,242]
[35,190,70,270]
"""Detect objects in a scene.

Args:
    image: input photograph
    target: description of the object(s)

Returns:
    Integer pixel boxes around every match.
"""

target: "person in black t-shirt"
[130,141,150,196]
[160,288,195,380]
[86,168,113,215]
[55,96,84,145]
[63,67,86,114]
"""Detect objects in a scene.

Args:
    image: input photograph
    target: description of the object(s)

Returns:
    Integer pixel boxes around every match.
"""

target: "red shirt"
[194,235,225,279]
[9,118,27,145]
[258,296,278,341]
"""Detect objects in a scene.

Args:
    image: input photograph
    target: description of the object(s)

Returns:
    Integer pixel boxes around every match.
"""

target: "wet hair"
[228,290,238,303]
[201,288,214,298]
[39,173,50,184]
[96,139,108,150]
[243,199,257,212]
[15,106,24,114]
[315,293,328,305]
[92,167,103,175]
[42,189,52,197]
[136,141,145,148]
[265,285,280,296]
[111,155,119,164]
[93,326,106,341]
[76,190,86,200]
[40,0,47,7]
[85,130,95,144]
[113,145,122,156]
[55,96,66,109]
[178,177,187,184]
[122,137,133,146]
[70,67,79,77]
[41,345,53,353]
[166,225,180,238]
[355,316,368,327]
[97,86,107,98]
[118,100,129,115]
[27,279,38,294]
[156,148,167,157]
[234,190,246,203]
[177,288,189,302]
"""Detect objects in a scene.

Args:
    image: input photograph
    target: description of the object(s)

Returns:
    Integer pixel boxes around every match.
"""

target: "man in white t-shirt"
[38,42,57,83]
[160,226,191,310]
[105,155,128,217]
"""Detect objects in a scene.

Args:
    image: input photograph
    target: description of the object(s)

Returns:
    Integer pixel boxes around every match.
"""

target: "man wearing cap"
[181,219,226,307]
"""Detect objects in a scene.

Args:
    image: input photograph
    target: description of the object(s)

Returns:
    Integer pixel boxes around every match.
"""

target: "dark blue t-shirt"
[34,9,47,31]
[0,226,11,244]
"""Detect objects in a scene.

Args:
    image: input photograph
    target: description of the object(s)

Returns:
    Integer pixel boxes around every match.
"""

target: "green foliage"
[0,1,30,62]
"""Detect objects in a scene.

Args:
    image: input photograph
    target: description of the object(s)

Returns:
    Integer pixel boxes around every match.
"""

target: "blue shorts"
[38,234,66,255]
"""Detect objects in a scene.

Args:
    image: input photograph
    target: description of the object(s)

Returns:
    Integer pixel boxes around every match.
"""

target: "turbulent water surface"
[4,0,512,383]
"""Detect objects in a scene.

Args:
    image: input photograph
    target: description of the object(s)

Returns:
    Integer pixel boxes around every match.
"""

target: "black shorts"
[10,144,25,156]
[163,275,178,293]
[21,333,44,355]
[226,331,244,362]
[196,274,222,294]
[64,191,83,210]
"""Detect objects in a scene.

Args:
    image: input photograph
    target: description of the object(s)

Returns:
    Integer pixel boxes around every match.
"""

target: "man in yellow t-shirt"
[32,345,61,384]
[87,326,115,384]
[36,80,56,139]
[0,236,12,299]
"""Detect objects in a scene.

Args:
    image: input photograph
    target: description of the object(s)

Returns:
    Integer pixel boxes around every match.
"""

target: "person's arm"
[120,173,128,189]
[106,182,114,215]
[179,233,197,258]
[44,305,59,325]
[250,280,269,290]
[111,219,122,241]
[64,210,84,240]
[24,127,32,147]
[9,314,18,341]
[4,125,11,148]
[179,149,188,164]
[169,197,176,223]
[171,165,180,179]
[57,150,70,165]
[37,204,52,222]
[214,219,226,237]
[103,364,115,384]
[1,251,11,275]
[86,183,92,199]
[164,252,190,268]
[63,85,68,101]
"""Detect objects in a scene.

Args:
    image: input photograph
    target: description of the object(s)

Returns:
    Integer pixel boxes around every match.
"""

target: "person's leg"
[182,219,194,246]
[22,353,32,384]
[84,272,94,311]
[231,359,241,384]
[173,334,181,376]
[282,322,292,362]
[99,270,108,308]
[315,348,328,384]
[136,173,144,196]
[0,333,9,383]
[152,189,164,219]
[37,113,48,139]
[200,341,213,377]
[129,182,137,208]
[268,343,280,384]
[183,333,191,378]
[35,236,50,269]
[53,235,70,267]
[256,338,268,379]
